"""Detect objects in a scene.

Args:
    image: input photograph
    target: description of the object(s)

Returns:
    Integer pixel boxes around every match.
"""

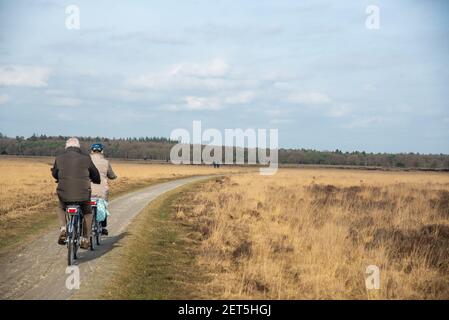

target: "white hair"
[65,137,80,149]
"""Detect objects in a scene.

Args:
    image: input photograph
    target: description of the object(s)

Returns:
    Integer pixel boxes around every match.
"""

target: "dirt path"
[0,176,213,300]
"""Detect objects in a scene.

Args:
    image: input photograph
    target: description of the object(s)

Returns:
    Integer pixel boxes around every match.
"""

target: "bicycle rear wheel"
[73,215,81,259]
[67,216,75,266]
[67,236,75,266]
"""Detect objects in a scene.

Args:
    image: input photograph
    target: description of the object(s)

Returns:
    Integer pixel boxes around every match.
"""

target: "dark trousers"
[58,200,93,236]
[59,200,92,216]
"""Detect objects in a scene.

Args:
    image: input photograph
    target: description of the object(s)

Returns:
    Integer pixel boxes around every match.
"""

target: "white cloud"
[127,73,230,91]
[362,84,378,91]
[270,118,293,125]
[260,70,296,82]
[266,109,282,117]
[0,94,10,104]
[126,58,233,91]
[326,104,351,118]
[50,97,82,107]
[163,104,182,112]
[287,92,331,104]
[45,89,66,96]
[166,91,255,112]
[265,107,295,125]
[185,96,221,110]
[224,91,254,104]
[171,58,229,78]
[286,91,351,118]
[0,65,51,87]
[341,116,383,129]
[273,81,293,90]
[265,106,292,117]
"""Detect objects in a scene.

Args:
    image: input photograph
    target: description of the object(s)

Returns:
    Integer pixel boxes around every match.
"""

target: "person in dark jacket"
[51,137,101,248]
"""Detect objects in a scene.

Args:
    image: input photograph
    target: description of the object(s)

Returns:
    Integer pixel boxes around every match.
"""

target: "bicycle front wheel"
[73,215,81,259]
[90,232,95,251]
[67,216,76,266]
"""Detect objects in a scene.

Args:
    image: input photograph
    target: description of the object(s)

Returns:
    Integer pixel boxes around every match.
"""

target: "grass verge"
[100,181,210,299]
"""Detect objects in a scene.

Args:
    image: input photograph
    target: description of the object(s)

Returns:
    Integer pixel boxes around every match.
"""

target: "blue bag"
[96,198,110,222]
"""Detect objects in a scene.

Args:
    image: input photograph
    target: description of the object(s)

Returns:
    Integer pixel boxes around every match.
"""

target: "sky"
[0,0,448,153]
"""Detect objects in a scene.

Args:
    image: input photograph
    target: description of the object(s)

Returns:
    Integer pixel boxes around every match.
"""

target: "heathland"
[106,168,449,299]
[1,156,448,299]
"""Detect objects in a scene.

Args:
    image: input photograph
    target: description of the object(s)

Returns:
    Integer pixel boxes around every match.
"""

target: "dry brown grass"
[0,156,248,249]
[175,168,449,299]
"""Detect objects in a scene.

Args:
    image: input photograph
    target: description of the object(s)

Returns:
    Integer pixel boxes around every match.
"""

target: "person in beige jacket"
[90,143,117,235]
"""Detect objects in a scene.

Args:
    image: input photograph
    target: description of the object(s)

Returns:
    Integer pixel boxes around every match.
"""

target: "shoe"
[58,228,67,245]
[80,237,90,249]
[101,228,108,236]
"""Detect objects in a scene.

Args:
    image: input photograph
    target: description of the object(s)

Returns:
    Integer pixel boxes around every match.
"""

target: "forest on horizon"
[1,133,448,170]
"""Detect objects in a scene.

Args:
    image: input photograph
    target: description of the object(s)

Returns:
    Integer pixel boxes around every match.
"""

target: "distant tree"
[395,161,405,168]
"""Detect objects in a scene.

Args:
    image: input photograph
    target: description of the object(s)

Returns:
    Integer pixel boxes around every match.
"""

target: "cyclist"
[51,137,101,249]
[90,143,117,235]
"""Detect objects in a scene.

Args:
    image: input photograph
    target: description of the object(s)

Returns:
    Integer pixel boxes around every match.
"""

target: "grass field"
[2,156,448,299]
[108,168,449,299]
[0,156,247,251]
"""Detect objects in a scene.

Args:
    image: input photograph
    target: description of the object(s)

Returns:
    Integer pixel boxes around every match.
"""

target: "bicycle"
[65,204,84,266]
[89,198,102,250]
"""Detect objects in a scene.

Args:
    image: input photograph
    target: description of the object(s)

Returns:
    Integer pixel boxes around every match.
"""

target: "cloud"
[187,23,283,42]
[270,118,294,125]
[265,106,293,117]
[125,58,237,91]
[287,92,331,104]
[0,94,10,104]
[127,74,228,91]
[165,90,255,112]
[325,104,351,118]
[45,89,66,96]
[341,116,383,129]
[224,91,255,104]
[162,104,183,112]
[0,65,51,87]
[273,81,294,90]
[286,92,351,117]
[108,31,191,46]
[185,96,221,111]
[265,106,295,125]
[171,58,229,78]
[50,97,82,107]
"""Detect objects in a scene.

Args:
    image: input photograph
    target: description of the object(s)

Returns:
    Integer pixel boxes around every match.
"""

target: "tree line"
[0,133,448,169]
